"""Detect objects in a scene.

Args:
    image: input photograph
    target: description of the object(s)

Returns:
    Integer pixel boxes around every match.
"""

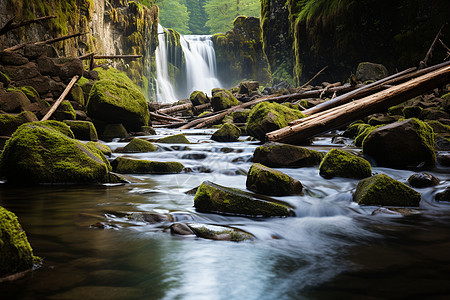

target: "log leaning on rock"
[41,75,79,121]
[266,64,450,144]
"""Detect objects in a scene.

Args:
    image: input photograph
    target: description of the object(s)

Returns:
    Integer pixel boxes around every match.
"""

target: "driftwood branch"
[149,112,186,123]
[266,65,450,144]
[298,66,328,89]
[0,15,56,37]
[419,24,447,69]
[41,75,79,121]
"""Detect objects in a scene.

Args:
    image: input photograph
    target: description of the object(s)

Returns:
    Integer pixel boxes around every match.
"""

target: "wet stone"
[407,172,440,188]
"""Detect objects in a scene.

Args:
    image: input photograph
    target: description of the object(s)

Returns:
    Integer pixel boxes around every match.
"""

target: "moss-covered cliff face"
[260,0,294,85]
[0,0,159,98]
[261,0,450,85]
[213,16,272,87]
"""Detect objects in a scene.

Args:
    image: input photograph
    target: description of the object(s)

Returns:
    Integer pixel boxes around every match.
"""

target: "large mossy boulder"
[246,102,304,141]
[87,68,150,132]
[0,206,40,278]
[189,91,209,106]
[355,62,388,82]
[194,181,294,217]
[157,134,190,144]
[211,123,241,142]
[63,120,98,141]
[112,156,184,174]
[53,100,76,121]
[0,111,38,136]
[86,141,112,157]
[117,138,157,153]
[210,90,239,112]
[319,149,372,179]
[353,174,421,206]
[0,123,111,184]
[246,163,302,196]
[252,142,323,167]
[362,118,436,170]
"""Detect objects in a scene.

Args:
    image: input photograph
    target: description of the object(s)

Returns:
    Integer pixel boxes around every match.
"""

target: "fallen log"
[92,55,142,60]
[302,67,416,115]
[266,65,450,144]
[41,75,79,121]
[149,112,186,123]
[157,102,193,115]
[4,32,88,51]
[0,15,56,36]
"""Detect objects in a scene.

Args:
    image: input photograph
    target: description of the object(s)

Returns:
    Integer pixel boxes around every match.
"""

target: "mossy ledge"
[194,181,294,217]
[0,206,41,278]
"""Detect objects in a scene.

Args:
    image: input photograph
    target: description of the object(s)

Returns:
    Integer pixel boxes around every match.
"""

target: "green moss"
[354,125,380,147]
[113,156,183,174]
[253,143,324,167]
[222,115,234,124]
[29,120,75,138]
[232,109,251,123]
[0,206,41,277]
[194,181,294,217]
[6,86,41,103]
[190,91,208,106]
[246,163,303,196]
[55,100,76,120]
[86,141,112,158]
[343,122,370,138]
[353,174,421,206]
[246,102,305,141]
[211,90,239,112]
[117,138,156,153]
[0,124,111,184]
[211,123,241,142]
[0,111,38,136]
[426,120,450,135]
[319,148,372,179]
[157,134,190,144]
[63,120,98,141]
[102,124,128,139]
[0,71,11,86]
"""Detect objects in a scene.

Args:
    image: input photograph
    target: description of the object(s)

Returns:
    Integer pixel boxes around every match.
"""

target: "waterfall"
[155,24,179,103]
[154,26,222,103]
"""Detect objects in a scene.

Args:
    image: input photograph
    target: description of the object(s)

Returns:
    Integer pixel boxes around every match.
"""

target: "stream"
[1,129,450,299]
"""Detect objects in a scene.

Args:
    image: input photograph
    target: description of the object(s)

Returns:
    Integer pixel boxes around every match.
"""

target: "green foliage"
[186,0,210,34]
[204,0,260,33]
[157,0,191,34]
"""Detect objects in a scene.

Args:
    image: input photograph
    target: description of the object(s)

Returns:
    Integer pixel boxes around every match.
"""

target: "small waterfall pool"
[1,129,450,299]
[155,26,222,103]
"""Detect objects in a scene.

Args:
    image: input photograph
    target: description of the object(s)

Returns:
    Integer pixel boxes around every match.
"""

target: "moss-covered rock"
[246,163,302,196]
[402,106,423,119]
[117,138,157,153]
[112,156,184,174]
[63,120,98,141]
[342,122,370,138]
[0,206,40,278]
[354,125,380,147]
[141,126,156,135]
[53,100,76,121]
[187,223,254,242]
[0,111,38,136]
[363,118,436,170]
[353,174,421,206]
[29,120,75,138]
[87,68,150,131]
[246,102,305,141]
[210,90,239,112]
[157,134,190,144]
[86,141,112,157]
[253,142,324,167]
[238,81,259,94]
[355,62,388,82]
[194,181,294,217]
[319,149,372,179]
[102,123,128,140]
[0,123,111,184]
[189,90,209,106]
[232,108,251,123]
[68,83,85,106]
[211,123,241,142]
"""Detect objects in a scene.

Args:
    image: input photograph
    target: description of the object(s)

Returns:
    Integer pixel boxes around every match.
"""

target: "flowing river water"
[1,129,450,299]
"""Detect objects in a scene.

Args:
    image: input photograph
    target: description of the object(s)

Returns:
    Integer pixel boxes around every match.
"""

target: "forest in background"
[151,0,260,34]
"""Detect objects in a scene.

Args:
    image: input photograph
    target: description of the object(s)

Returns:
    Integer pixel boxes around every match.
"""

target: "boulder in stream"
[252,142,324,167]
[353,174,421,206]
[157,133,190,144]
[211,123,241,142]
[86,142,112,157]
[246,102,304,141]
[210,89,239,112]
[0,206,41,279]
[362,118,436,170]
[407,172,440,188]
[189,90,209,106]
[116,138,157,153]
[194,181,294,217]
[63,120,98,141]
[112,157,184,174]
[435,187,450,202]
[246,163,302,196]
[0,122,111,184]
[319,148,372,179]
[187,223,254,242]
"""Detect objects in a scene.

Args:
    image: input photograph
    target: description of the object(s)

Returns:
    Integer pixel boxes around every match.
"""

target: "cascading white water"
[179,35,222,99]
[155,24,179,103]
[154,26,222,103]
